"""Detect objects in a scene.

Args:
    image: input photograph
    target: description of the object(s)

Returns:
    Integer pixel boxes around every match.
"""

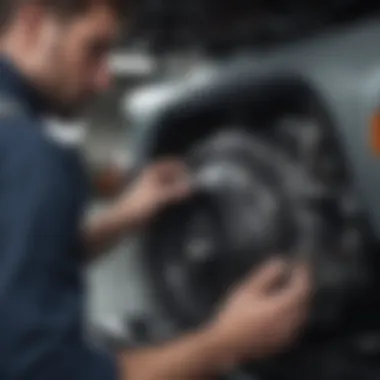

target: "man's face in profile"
[36,5,120,117]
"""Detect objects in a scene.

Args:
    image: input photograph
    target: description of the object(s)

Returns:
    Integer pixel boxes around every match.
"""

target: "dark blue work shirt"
[0,57,118,379]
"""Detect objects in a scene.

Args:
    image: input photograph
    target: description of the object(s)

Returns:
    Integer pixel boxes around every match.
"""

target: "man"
[0,1,310,379]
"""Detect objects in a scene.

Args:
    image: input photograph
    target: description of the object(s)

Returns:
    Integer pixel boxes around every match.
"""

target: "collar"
[0,55,49,117]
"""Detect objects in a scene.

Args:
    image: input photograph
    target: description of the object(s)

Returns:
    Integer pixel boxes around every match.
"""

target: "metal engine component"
[145,125,369,334]
[122,17,380,380]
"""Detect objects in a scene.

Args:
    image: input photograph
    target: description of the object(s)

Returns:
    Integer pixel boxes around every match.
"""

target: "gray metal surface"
[124,15,380,239]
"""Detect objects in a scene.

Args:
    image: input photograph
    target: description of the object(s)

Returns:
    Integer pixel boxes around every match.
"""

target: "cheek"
[58,40,89,91]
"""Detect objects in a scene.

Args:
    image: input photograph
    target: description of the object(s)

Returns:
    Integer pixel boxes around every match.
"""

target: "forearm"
[118,328,234,380]
[83,200,145,260]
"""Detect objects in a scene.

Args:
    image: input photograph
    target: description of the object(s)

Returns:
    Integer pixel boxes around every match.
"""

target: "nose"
[94,62,111,92]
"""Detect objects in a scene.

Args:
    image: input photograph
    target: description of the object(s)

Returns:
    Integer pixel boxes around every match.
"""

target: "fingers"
[150,158,188,179]
[165,178,193,201]
[275,262,311,303]
[150,158,194,200]
[241,258,288,294]
[270,263,312,331]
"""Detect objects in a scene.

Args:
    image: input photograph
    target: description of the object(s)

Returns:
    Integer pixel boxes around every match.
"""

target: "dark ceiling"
[120,0,380,56]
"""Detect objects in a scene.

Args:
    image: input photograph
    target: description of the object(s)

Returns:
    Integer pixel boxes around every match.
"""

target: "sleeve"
[0,130,119,380]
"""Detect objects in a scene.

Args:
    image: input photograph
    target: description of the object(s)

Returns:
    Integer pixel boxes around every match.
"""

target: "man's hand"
[84,159,192,260]
[120,258,311,380]
[209,258,311,365]
[120,159,192,227]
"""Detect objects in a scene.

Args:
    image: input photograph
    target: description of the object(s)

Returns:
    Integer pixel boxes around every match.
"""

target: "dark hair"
[0,0,130,32]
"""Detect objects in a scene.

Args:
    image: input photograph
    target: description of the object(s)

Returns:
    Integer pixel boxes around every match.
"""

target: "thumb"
[273,262,311,305]
[162,176,193,202]
[242,258,288,294]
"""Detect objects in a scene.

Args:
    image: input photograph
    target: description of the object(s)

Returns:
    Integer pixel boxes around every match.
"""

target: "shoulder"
[0,116,87,195]
[0,116,56,159]
[0,119,89,224]
[0,115,83,167]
